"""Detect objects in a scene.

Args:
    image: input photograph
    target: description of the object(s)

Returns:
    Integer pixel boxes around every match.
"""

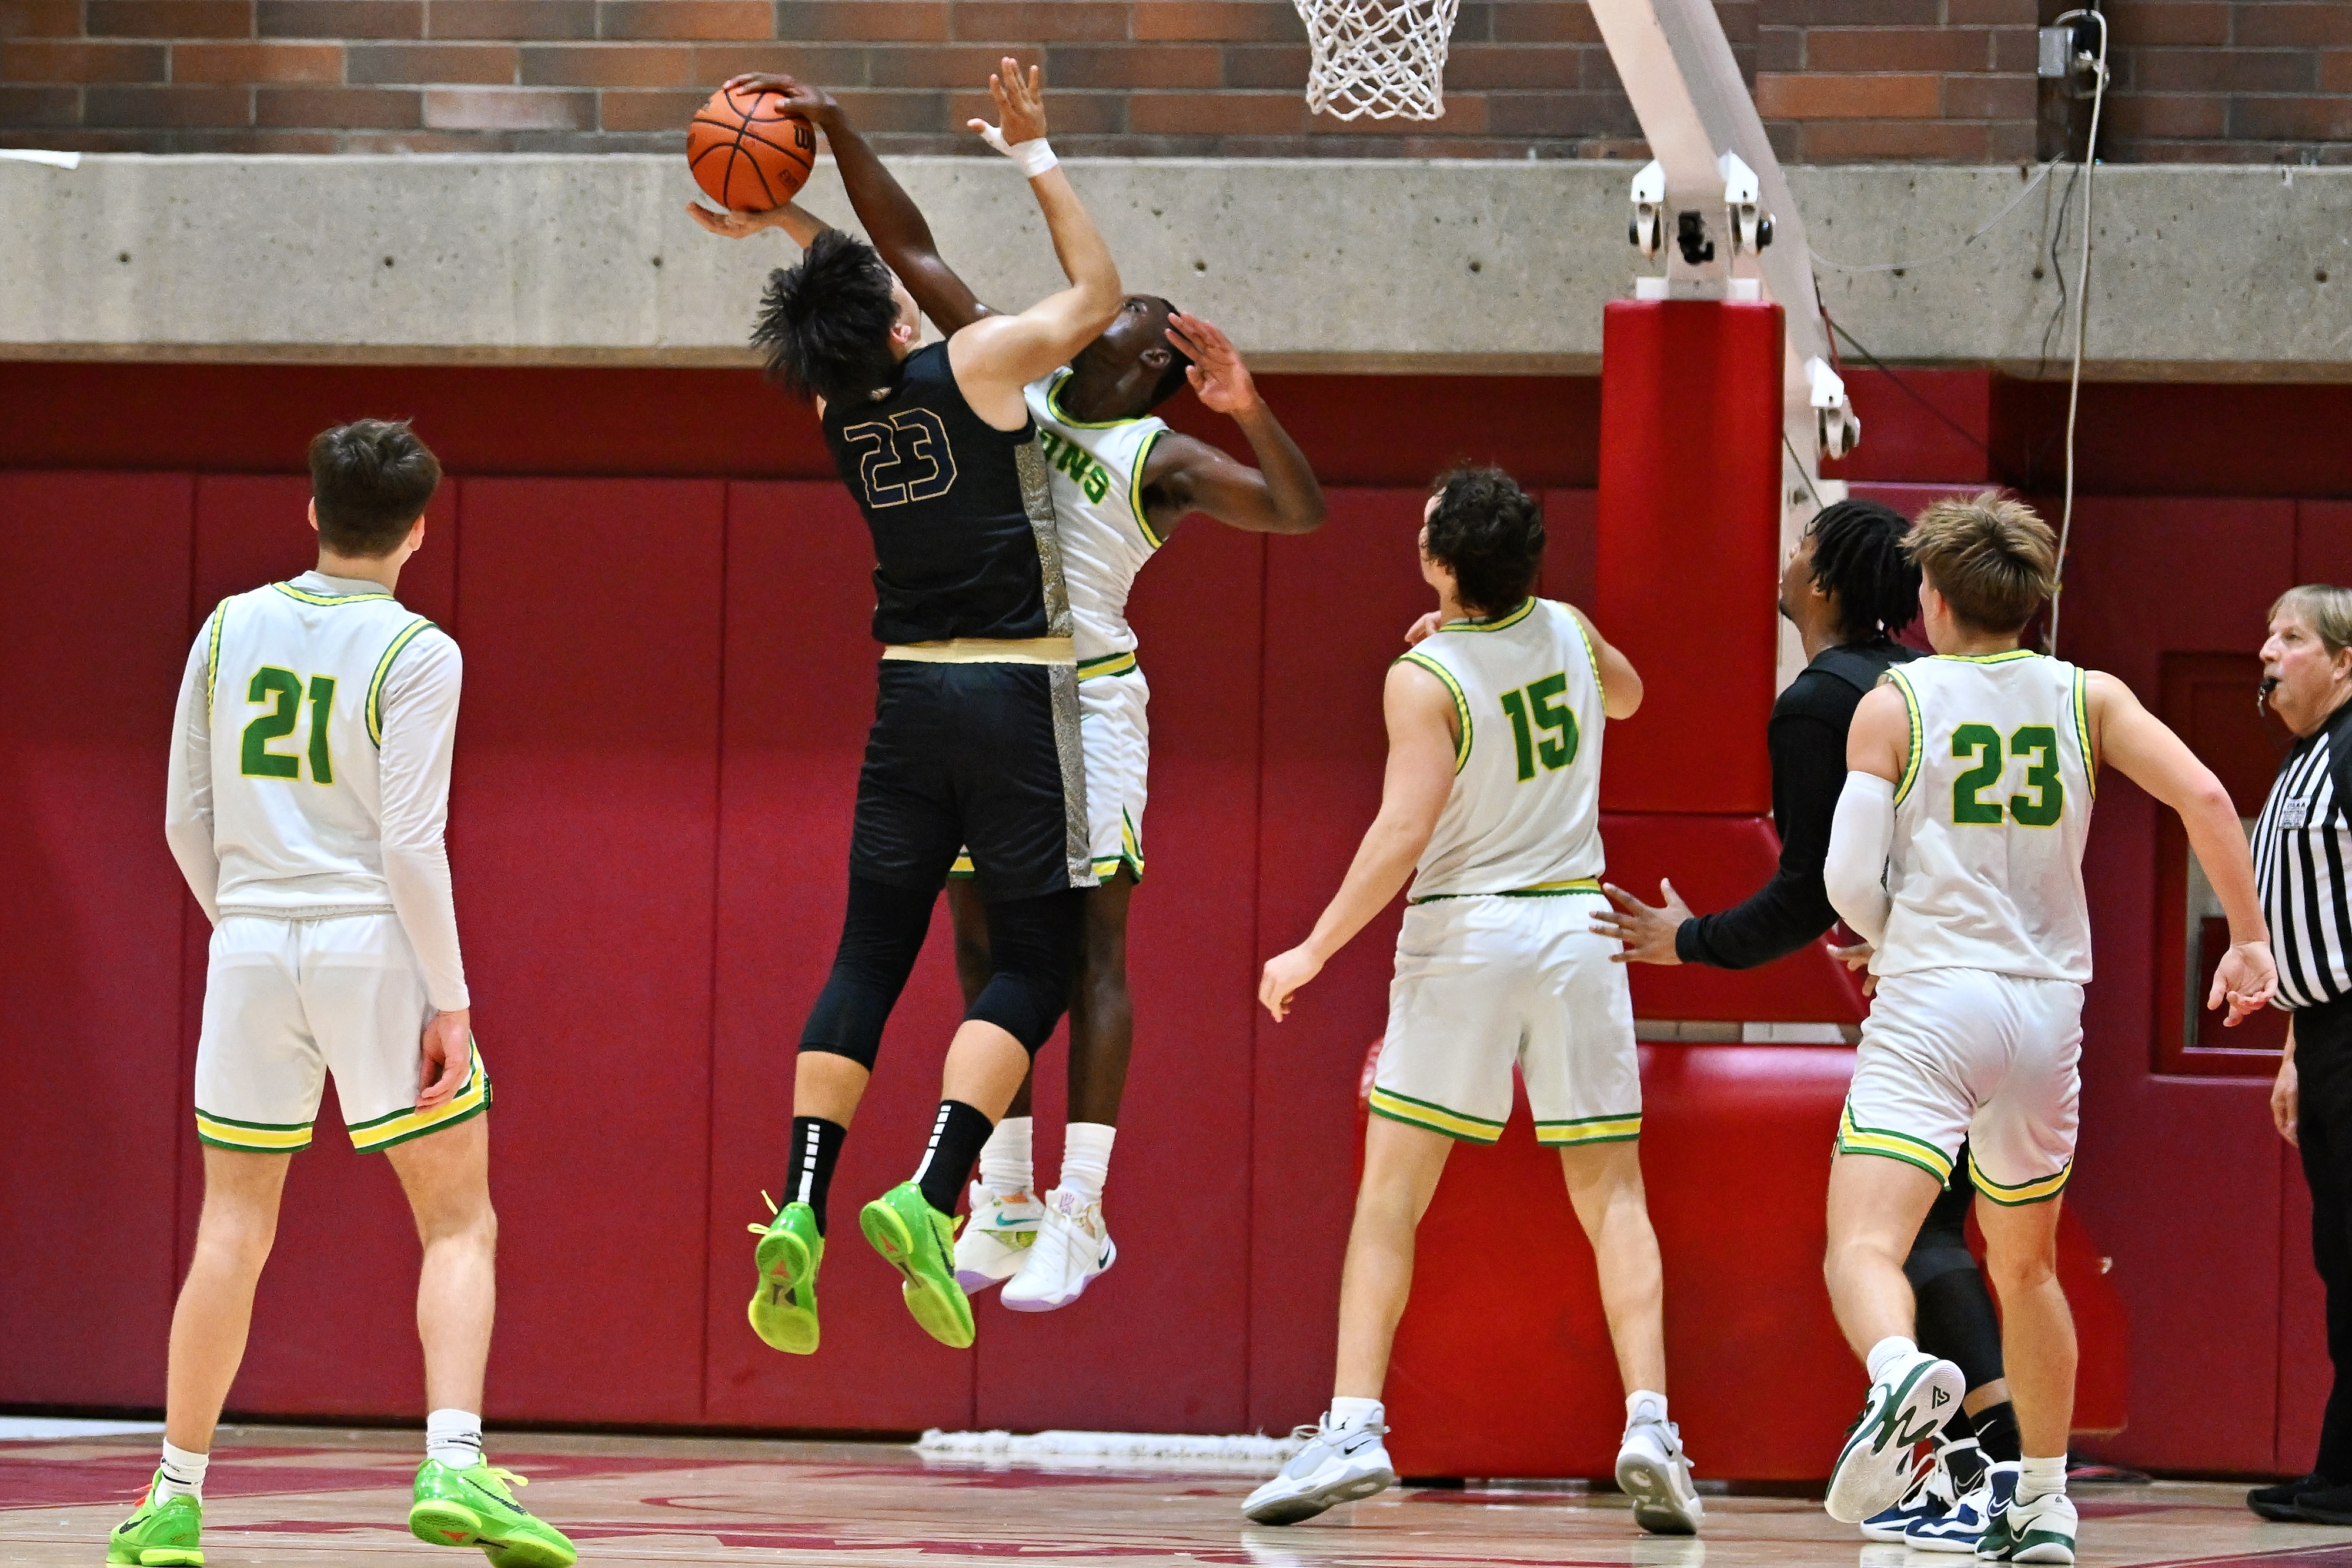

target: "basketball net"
[1294,0,1462,121]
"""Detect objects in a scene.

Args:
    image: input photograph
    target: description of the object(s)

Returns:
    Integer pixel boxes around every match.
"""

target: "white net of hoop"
[1294,0,1462,121]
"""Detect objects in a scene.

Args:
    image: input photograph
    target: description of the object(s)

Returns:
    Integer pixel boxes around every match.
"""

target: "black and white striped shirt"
[2253,698,2352,1009]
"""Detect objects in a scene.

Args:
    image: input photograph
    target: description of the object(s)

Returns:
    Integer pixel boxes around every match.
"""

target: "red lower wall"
[1,363,2342,1475]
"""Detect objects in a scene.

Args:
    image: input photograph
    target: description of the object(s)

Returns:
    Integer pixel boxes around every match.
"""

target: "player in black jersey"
[693,58,1122,1354]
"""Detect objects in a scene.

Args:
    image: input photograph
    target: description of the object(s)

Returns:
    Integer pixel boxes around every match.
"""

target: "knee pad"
[1911,1261,2006,1392]
[799,878,938,1071]
[965,891,1082,1055]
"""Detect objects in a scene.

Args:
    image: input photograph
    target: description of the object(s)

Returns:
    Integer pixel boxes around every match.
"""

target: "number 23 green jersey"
[1397,597,1608,902]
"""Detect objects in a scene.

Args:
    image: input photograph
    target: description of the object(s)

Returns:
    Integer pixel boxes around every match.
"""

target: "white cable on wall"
[2046,5,2109,655]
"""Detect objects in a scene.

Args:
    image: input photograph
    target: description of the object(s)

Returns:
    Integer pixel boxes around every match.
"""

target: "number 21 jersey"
[1879,651,2095,982]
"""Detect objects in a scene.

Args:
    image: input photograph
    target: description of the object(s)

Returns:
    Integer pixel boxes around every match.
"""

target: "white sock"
[1328,1396,1383,1433]
[153,1441,208,1502]
[1866,1335,1918,1383]
[426,1409,484,1470]
[977,1116,1034,1196]
[1058,1122,1117,1207]
[1626,1389,1668,1427]
[2017,1455,2067,1501]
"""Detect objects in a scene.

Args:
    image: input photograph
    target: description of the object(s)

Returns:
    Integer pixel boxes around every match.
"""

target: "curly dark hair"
[1425,466,1545,618]
[752,229,902,404]
[1805,499,1922,642]
[307,419,441,558]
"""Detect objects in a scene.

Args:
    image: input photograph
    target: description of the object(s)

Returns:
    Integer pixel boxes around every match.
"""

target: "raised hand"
[1167,311,1259,416]
[968,57,1047,149]
[719,71,840,125]
[686,200,790,239]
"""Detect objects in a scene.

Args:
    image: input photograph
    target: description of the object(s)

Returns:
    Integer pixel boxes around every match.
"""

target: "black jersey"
[821,340,1070,646]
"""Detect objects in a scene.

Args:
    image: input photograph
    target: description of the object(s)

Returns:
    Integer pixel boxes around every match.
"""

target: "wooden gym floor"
[3,1424,2347,1567]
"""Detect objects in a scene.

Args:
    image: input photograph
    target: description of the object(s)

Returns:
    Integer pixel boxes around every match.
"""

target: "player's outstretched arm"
[1139,312,1325,537]
[2090,669,2276,1021]
[687,195,830,249]
[163,623,222,925]
[1569,607,1643,719]
[949,59,1122,423]
[725,72,995,335]
[1259,661,1458,1021]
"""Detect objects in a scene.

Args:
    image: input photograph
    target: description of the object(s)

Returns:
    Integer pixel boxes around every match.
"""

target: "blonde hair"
[2271,584,2352,658]
[1906,490,2059,636]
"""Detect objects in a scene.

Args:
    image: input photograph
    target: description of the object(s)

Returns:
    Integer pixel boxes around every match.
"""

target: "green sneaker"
[746,1193,824,1355]
[860,1181,975,1349]
[409,1459,577,1567]
[108,1477,202,1566]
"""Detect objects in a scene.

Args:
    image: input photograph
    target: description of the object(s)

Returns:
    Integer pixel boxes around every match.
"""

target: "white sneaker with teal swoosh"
[1242,1414,1396,1525]
[953,1182,1043,1293]
[1825,1350,1965,1523]
[1001,1186,1115,1312]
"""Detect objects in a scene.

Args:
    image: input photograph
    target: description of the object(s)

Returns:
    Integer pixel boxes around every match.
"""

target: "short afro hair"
[753,228,903,405]
[308,419,440,558]
[1805,499,1920,642]
[1425,466,1545,619]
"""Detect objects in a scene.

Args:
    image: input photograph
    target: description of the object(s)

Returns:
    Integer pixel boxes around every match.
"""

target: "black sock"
[784,1116,846,1235]
[1971,1399,2023,1465]
[914,1099,994,1216]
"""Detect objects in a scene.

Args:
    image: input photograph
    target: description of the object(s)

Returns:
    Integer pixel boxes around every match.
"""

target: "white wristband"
[1006,136,1057,178]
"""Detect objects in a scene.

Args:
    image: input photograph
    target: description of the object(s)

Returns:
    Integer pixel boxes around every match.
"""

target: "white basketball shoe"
[1001,1186,1116,1312]
[951,1182,1042,1293]
[1242,1413,1397,1525]
[1825,1350,1965,1523]
[1616,1415,1705,1535]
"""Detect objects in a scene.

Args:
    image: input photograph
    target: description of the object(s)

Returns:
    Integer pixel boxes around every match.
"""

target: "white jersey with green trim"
[1025,367,1170,670]
[1401,597,1608,902]
[1878,651,2095,982]
[198,574,450,914]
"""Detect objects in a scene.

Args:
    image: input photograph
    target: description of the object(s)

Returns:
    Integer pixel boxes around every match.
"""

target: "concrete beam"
[4,154,2347,379]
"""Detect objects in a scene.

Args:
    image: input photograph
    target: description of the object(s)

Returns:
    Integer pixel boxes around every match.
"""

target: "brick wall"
[0,0,2343,161]
[2100,1,2352,163]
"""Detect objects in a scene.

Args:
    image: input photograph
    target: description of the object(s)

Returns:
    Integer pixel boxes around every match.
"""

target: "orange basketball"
[687,86,817,213]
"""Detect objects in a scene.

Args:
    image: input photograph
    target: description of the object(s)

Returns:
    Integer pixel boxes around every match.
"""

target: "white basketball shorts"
[1371,887,1640,1146]
[953,661,1149,884]
[193,912,490,1155]
[1838,966,2082,1205]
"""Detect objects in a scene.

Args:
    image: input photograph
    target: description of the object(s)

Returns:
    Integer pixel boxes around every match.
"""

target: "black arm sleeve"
[1674,706,1852,970]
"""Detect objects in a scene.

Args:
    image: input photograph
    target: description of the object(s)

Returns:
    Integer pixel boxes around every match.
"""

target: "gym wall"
[1,362,2346,1477]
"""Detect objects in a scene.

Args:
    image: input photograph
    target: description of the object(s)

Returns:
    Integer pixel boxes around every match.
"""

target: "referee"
[1593,499,2023,1532]
[2251,584,2352,1525]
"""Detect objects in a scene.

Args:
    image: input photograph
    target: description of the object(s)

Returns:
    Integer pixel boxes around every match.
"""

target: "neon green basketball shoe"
[409,1459,576,1567]
[860,1181,975,1349]
[747,1193,824,1355]
[108,1477,202,1566]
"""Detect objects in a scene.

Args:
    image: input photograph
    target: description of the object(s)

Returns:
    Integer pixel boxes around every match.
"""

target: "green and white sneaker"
[409,1459,577,1567]
[747,1193,824,1355]
[1825,1349,1964,1523]
[108,1477,202,1566]
[1977,1486,2076,1564]
[860,1181,975,1349]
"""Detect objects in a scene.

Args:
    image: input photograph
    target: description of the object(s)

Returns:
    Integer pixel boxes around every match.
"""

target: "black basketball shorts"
[848,660,1094,903]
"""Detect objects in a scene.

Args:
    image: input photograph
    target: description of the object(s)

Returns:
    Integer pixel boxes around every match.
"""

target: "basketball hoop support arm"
[1588,0,1857,544]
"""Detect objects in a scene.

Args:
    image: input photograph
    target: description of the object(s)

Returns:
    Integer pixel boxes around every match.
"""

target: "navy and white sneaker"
[1911,1459,2014,1553]
[1860,1433,1980,1542]
[1826,1350,1965,1523]
[1242,1414,1396,1525]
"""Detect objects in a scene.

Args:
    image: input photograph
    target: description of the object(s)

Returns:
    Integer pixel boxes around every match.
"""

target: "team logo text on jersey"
[842,409,958,508]
[1036,427,1113,506]
[1947,722,2066,828]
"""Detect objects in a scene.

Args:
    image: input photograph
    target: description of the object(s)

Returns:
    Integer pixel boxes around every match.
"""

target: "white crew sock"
[153,1441,208,1503]
[1866,1335,1918,1383]
[1625,1390,1668,1427]
[426,1409,484,1470]
[2017,1455,2067,1502]
[1058,1122,1117,1207]
[977,1116,1034,1197]
[1328,1396,1384,1433]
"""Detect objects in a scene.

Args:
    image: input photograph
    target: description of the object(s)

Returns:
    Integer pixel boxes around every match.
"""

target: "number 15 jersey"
[1399,597,1608,902]
[1879,651,2095,982]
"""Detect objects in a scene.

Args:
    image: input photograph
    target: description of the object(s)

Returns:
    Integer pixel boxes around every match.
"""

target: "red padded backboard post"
[1595,298,1785,815]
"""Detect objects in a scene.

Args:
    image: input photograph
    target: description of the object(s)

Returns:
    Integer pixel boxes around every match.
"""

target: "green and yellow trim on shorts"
[347,1048,493,1151]
[1967,1149,2071,1206]
[1835,1102,1955,1183]
[1077,651,1138,681]
[1409,876,1604,906]
[195,1108,316,1154]
[1537,1111,1643,1146]
[1396,651,1472,772]
[1368,1086,1507,1144]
